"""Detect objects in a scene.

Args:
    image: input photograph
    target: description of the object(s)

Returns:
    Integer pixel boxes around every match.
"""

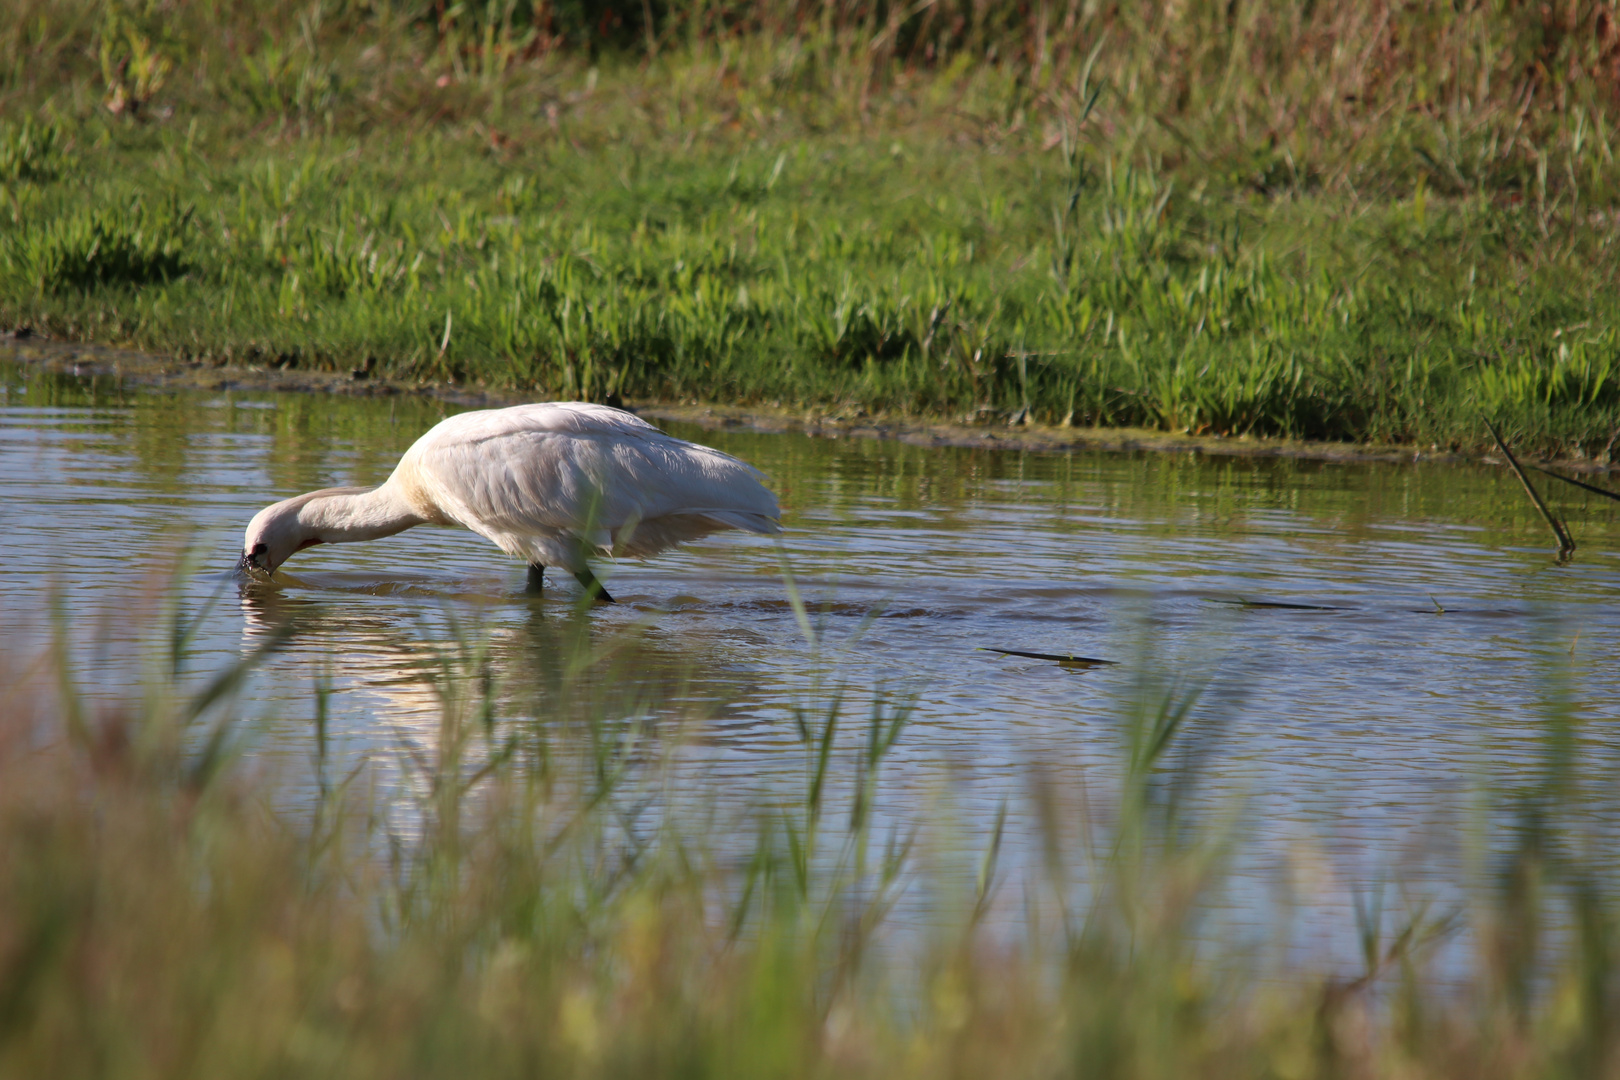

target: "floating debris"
[1206,598,1347,611]
[980,647,1117,669]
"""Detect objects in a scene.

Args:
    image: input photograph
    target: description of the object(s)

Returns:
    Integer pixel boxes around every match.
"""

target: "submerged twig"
[1530,465,1620,504]
[1206,598,1346,611]
[980,647,1116,669]
[1483,418,1575,559]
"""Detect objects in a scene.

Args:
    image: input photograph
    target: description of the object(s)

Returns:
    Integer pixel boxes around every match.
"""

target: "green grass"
[3,571,1619,1078]
[2,1,1620,456]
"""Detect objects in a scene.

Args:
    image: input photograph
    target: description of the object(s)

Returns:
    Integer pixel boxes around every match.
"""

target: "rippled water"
[5,350,1620,964]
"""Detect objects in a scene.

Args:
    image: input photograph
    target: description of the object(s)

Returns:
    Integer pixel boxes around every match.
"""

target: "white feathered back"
[391,403,780,569]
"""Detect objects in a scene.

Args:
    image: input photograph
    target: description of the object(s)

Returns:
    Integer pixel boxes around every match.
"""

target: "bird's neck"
[299,483,426,544]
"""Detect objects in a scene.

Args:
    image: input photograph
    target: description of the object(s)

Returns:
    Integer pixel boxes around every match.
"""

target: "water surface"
[5,352,1620,966]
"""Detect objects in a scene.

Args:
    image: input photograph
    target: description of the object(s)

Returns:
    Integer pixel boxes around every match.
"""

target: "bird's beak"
[239,552,272,579]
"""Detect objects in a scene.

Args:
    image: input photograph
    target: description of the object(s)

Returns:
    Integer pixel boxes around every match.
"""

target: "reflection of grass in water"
[4,2,1620,457]
[5,574,1617,1076]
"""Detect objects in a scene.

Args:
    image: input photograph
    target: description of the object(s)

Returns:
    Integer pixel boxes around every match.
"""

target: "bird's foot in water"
[526,563,546,594]
[573,568,615,604]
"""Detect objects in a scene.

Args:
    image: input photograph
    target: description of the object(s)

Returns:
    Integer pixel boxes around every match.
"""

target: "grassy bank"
[2,577,1618,1078]
[3,2,1620,456]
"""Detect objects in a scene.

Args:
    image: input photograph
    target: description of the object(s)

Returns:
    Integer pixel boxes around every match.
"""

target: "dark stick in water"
[980,647,1117,667]
[1207,598,1346,611]
[1483,418,1575,559]
[1530,465,1620,504]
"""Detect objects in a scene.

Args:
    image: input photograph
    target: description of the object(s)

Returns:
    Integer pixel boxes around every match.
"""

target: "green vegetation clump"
[0,118,70,182]
[3,194,191,293]
[2,1,1619,455]
[2,580,1618,1078]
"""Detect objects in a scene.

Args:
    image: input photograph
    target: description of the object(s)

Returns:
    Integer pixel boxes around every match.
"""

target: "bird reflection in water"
[236,571,773,763]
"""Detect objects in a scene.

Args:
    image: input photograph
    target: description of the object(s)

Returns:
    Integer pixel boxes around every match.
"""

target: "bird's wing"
[402,403,780,562]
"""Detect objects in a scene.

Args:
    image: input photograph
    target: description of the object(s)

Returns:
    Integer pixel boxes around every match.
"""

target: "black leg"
[573,567,615,604]
[526,563,545,594]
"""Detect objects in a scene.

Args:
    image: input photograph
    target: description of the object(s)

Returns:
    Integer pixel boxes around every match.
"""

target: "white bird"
[240,402,780,602]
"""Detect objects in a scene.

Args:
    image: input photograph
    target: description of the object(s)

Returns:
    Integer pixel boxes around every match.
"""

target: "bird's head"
[240,493,330,577]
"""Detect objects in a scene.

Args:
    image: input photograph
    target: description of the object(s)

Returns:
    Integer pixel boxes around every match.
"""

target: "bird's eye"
[251,543,268,556]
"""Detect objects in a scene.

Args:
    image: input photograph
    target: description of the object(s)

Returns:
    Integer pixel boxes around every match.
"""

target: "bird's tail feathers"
[698,510,780,535]
[610,510,779,558]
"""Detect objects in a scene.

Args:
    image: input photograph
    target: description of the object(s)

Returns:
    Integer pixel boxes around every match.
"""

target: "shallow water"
[5,351,1620,968]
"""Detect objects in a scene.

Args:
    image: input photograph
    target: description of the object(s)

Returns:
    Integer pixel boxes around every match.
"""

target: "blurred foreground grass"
[2,1,1620,455]
[1,573,1618,1079]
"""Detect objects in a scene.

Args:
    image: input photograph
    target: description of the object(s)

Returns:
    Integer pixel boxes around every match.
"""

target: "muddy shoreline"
[4,334,1608,473]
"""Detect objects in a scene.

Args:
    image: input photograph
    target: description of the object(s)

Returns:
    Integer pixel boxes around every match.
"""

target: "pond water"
[5,348,1620,969]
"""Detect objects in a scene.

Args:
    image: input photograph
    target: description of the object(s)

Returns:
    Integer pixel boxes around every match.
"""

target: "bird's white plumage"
[398,403,779,567]
[241,401,780,579]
